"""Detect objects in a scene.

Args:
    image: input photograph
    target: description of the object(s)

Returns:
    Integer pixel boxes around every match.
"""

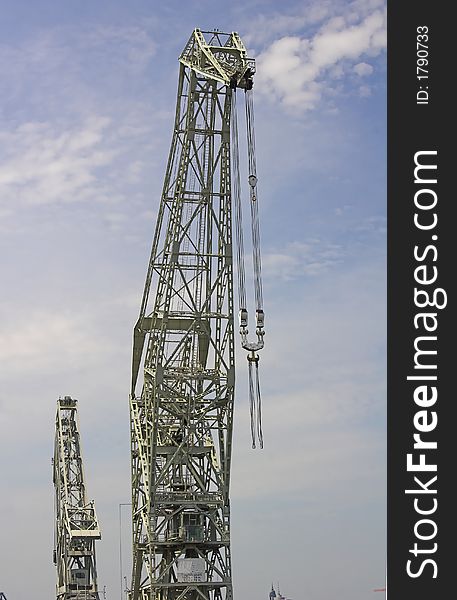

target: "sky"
[0,1,386,599]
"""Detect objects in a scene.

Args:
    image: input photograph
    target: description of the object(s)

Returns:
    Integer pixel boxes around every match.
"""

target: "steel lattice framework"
[53,396,101,600]
[129,29,257,600]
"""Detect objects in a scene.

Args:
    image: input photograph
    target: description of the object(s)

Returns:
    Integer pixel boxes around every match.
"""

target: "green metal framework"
[129,29,255,600]
[53,396,101,600]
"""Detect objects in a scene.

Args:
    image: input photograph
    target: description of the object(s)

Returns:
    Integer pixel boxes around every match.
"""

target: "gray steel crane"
[129,28,265,600]
[53,396,101,600]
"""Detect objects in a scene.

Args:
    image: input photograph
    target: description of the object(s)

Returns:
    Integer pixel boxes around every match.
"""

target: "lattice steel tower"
[129,29,265,600]
[53,396,101,600]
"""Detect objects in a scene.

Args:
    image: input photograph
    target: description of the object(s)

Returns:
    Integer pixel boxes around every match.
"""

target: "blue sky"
[0,1,386,599]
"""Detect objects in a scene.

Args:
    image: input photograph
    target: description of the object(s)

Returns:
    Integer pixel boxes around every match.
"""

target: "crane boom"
[129,28,263,600]
[53,396,101,600]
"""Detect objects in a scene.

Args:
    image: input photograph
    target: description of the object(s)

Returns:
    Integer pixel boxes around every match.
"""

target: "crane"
[0,593,8,600]
[53,396,101,600]
[129,28,265,600]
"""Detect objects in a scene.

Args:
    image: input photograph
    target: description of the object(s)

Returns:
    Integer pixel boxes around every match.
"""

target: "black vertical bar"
[388,2,453,598]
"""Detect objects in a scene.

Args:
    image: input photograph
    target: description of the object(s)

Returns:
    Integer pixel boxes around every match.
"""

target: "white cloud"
[355,214,386,232]
[354,61,374,76]
[245,0,386,46]
[0,26,165,225]
[0,110,159,214]
[80,24,157,71]
[0,24,156,101]
[255,6,386,112]
[245,2,333,46]
[104,211,134,232]
[0,117,116,205]
[263,240,344,280]
[0,310,105,373]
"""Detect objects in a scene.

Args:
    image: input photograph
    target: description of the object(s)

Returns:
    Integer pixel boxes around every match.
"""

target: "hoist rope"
[245,89,264,311]
[230,90,247,313]
[248,356,264,449]
[254,358,264,448]
[231,85,266,450]
[248,358,256,449]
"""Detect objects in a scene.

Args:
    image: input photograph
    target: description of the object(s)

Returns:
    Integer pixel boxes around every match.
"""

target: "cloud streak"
[263,239,345,279]
[0,117,117,205]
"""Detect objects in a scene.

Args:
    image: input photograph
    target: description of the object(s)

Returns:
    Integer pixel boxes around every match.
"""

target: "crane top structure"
[178,30,255,87]
[129,28,266,600]
[53,396,101,600]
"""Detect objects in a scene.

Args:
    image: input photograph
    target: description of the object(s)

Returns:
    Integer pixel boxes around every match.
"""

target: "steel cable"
[231,90,247,313]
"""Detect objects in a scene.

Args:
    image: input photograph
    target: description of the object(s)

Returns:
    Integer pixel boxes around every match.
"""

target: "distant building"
[270,583,288,600]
